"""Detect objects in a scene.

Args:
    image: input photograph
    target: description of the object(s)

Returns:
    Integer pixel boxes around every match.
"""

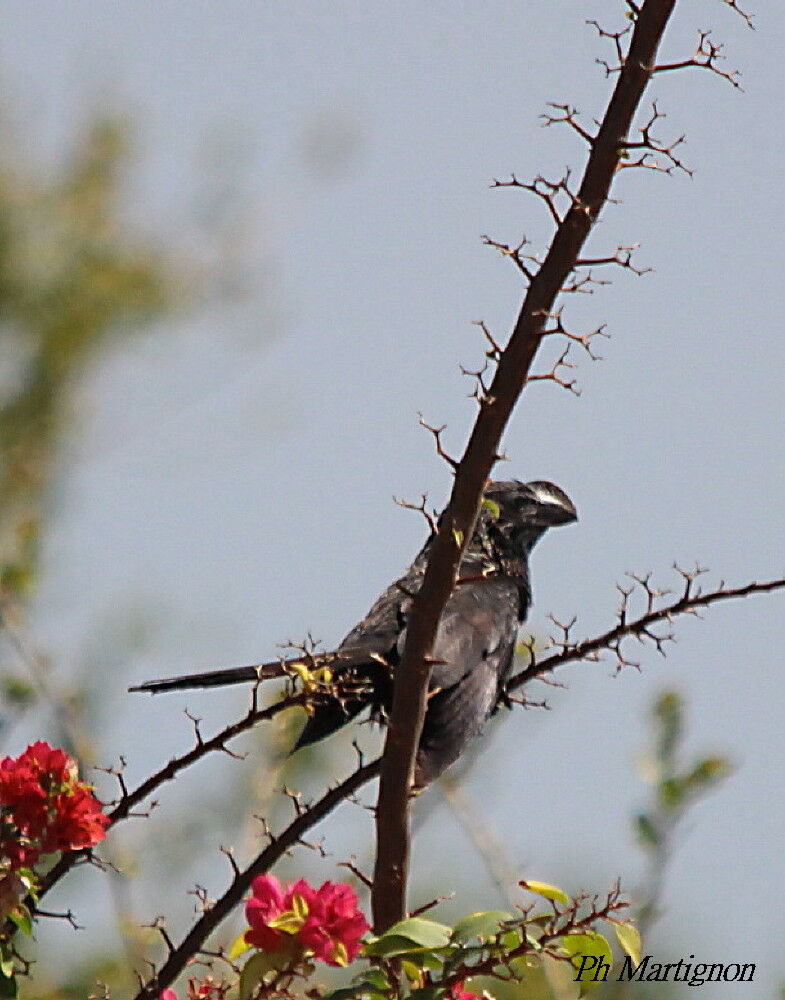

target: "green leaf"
[613,923,642,966]
[520,880,569,905]
[364,936,443,959]
[362,969,391,991]
[363,934,416,957]
[470,956,568,1000]
[499,928,524,950]
[415,950,448,971]
[383,917,452,949]
[409,989,440,1000]
[401,959,422,983]
[559,932,613,995]
[326,986,387,1000]
[0,948,14,1000]
[686,756,730,788]
[0,677,35,708]
[482,498,501,520]
[634,813,660,850]
[654,690,682,765]
[0,952,12,980]
[451,910,513,943]
[7,907,31,938]
[362,918,452,960]
[452,528,464,548]
[239,953,283,1000]
[657,777,686,810]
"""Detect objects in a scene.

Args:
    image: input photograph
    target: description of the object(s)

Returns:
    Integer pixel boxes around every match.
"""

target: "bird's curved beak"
[540,496,578,526]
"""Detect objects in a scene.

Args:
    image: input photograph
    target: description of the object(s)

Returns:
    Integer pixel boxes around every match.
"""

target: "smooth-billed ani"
[131,480,577,786]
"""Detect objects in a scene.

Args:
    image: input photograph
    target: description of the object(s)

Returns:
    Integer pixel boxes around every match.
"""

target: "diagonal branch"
[133,758,381,1000]
[23,689,308,928]
[507,574,785,691]
[372,0,680,933]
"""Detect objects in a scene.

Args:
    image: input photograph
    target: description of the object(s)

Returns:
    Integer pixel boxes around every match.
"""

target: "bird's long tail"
[128,663,271,693]
[128,647,377,695]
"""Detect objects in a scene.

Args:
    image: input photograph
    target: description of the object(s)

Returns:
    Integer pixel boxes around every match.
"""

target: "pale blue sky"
[2,2,783,996]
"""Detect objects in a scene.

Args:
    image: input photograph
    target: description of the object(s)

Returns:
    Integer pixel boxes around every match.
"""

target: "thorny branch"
[23,568,783,981]
[538,308,610,361]
[540,103,596,146]
[393,494,438,536]
[31,640,385,912]
[720,0,754,29]
[620,101,692,175]
[133,758,381,1000]
[372,0,737,933]
[491,171,579,228]
[9,1,762,987]
[30,689,310,912]
[508,572,785,691]
[526,344,581,396]
[439,883,629,991]
[650,29,743,89]
[481,234,537,282]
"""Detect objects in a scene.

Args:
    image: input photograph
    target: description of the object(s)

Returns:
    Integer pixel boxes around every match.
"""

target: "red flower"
[245,875,287,952]
[185,978,227,999]
[159,978,227,1000]
[18,742,72,788]
[0,741,108,871]
[446,983,480,1000]
[245,875,368,966]
[296,880,368,965]
[43,786,109,851]
[0,757,48,833]
[0,838,38,871]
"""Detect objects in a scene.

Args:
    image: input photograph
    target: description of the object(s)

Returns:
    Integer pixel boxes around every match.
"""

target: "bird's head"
[482,479,577,554]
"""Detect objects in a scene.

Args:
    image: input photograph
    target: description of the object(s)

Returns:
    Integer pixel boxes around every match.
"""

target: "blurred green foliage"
[0,118,179,601]
[634,691,730,933]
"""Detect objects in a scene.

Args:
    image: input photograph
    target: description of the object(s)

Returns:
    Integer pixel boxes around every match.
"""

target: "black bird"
[131,480,577,787]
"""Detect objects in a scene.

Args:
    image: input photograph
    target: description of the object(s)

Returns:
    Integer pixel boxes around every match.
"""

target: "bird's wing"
[410,577,517,785]
[409,576,519,787]
[409,575,520,691]
[338,569,419,653]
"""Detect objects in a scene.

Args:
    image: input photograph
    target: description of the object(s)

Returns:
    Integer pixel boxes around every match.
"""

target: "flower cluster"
[0,741,108,873]
[446,983,480,1000]
[245,875,368,966]
[159,977,227,1000]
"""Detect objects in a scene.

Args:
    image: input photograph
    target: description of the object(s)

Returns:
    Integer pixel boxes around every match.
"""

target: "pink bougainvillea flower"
[245,874,288,951]
[445,982,480,1000]
[186,977,228,999]
[245,875,368,965]
[295,880,368,965]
